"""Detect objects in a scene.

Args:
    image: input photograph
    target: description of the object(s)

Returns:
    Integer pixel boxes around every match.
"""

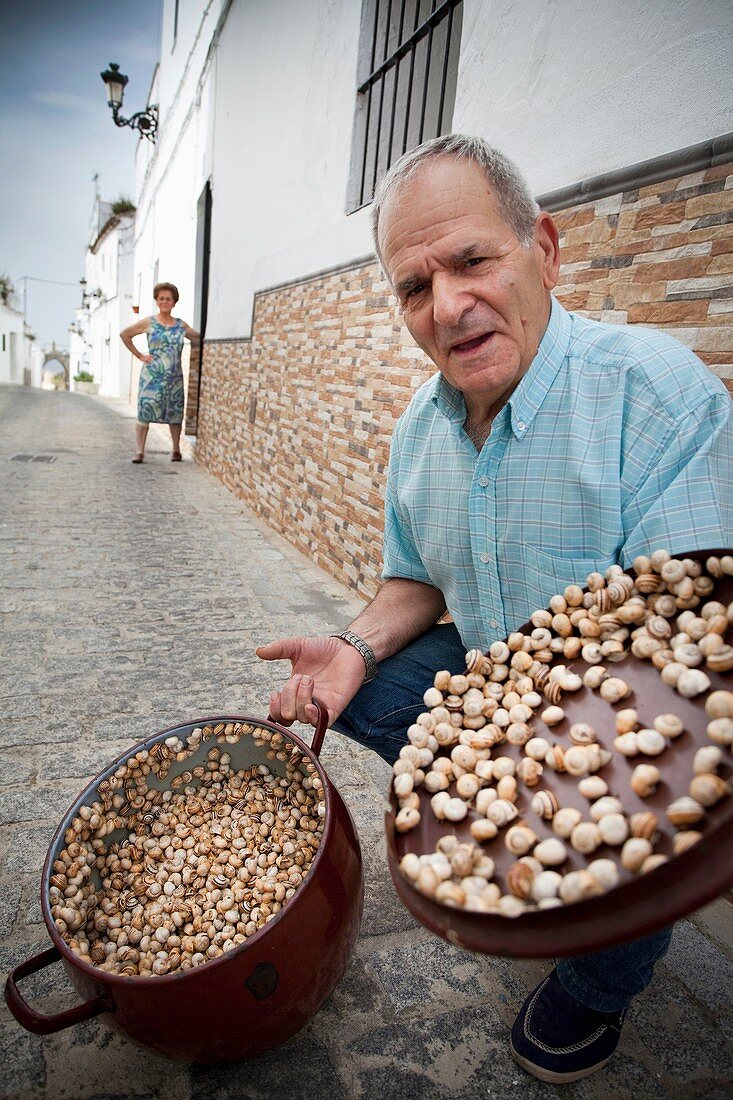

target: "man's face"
[379,157,560,410]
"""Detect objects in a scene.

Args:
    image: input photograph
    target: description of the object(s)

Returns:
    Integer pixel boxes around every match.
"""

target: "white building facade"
[70,198,136,399]
[131,0,733,596]
[0,290,31,386]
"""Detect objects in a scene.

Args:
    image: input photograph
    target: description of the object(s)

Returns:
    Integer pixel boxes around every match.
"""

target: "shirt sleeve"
[621,390,733,564]
[381,426,432,584]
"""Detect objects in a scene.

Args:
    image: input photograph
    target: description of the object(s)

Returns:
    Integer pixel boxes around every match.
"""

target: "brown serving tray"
[386,553,733,958]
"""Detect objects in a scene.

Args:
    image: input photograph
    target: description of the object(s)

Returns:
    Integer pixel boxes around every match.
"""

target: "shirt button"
[479,552,490,564]
[478,476,489,487]
[489,619,499,629]
[517,420,527,431]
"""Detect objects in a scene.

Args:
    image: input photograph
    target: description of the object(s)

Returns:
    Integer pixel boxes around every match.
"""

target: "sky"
[0,0,162,348]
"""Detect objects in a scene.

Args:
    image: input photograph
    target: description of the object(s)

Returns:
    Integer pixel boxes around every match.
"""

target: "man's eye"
[465,256,485,268]
[405,284,426,301]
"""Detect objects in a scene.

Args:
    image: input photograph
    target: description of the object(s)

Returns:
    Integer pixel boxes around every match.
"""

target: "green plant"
[111,196,136,215]
[0,274,12,306]
[74,370,95,382]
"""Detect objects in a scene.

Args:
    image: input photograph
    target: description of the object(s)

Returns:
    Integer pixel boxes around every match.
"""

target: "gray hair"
[371,133,540,265]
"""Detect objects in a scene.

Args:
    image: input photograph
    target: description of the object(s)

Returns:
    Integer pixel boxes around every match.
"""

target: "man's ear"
[534,212,561,291]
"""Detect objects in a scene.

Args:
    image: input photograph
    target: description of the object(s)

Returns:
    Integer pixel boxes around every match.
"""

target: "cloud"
[31,89,96,115]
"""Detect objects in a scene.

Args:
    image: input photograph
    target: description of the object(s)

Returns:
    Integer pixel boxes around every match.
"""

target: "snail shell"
[630,763,661,798]
[544,745,566,772]
[552,807,582,839]
[587,858,620,891]
[531,789,559,820]
[531,869,563,902]
[693,746,722,774]
[641,854,669,875]
[629,811,659,842]
[525,736,551,761]
[589,796,624,822]
[541,705,565,727]
[423,687,444,708]
[470,818,499,842]
[563,746,591,777]
[583,665,608,690]
[578,775,609,800]
[688,773,729,808]
[620,837,653,872]
[444,797,469,823]
[533,837,568,867]
[615,709,639,735]
[597,812,629,846]
[559,870,604,904]
[614,732,640,757]
[516,757,544,787]
[666,796,705,827]
[505,860,536,899]
[676,668,711,699]
[568,722,598,746]
[487,799,519,827]
[636,728,667,757]
[395,807,421,833]
[672,830,703,855]
[707,718,733,747]
[653,713,685,739]
[600,677,632,704]
[570,821,602,855]
[504,825,538,857]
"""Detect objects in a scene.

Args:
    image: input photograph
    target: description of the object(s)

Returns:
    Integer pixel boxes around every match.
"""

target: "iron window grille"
[349,0,463,212]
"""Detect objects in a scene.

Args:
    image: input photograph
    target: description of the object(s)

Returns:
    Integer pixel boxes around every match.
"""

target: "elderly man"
[257,134,732,1082]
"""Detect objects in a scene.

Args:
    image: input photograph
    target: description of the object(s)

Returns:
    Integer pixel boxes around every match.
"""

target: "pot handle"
[267,697,329,758]
[309,698,329,757]
[4,946,110,1035]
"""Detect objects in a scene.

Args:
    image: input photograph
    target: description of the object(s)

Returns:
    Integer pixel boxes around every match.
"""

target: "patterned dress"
[137,317,185,424]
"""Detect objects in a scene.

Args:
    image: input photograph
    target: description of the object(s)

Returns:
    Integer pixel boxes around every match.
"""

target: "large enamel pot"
[5,707,363,1063]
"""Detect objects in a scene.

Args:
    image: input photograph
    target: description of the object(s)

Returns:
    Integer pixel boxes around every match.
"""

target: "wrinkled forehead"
[377,157,508,275]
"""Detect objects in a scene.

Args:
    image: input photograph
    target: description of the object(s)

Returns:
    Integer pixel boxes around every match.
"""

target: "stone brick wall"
[195,160,733,601]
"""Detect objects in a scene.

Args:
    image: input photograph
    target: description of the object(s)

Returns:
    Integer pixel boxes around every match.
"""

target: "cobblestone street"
[1,385,731,1099]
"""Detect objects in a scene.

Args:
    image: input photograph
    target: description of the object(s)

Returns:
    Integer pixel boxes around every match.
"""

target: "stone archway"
[42,344,70,390]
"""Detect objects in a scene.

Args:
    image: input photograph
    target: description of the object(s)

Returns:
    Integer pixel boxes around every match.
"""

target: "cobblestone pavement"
[1,385,731,1100]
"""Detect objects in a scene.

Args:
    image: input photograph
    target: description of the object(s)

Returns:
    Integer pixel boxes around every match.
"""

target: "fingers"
[255,640,289,661]
[269,674,316,727]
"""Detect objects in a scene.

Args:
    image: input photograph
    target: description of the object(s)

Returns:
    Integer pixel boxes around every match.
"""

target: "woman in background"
[120,282,199,463]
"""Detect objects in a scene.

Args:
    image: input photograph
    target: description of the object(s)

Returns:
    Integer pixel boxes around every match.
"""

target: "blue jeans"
[333,622,672,1013]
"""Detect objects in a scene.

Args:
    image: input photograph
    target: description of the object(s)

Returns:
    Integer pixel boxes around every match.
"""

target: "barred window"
[348,0,463,212]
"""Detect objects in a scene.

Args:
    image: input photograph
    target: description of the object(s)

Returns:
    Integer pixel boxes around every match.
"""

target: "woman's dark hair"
[153,282,179,303]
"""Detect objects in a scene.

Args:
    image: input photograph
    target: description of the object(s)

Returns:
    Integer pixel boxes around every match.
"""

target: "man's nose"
[432,273,474,327]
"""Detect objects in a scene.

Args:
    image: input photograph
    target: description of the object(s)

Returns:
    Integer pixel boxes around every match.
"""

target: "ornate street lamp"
[100,62,158,142]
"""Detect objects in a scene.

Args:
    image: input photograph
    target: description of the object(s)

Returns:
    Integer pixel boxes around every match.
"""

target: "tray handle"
[4,946,110,1035]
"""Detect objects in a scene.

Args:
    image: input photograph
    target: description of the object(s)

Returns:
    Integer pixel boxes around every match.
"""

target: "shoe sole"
[510,1040,612,1083]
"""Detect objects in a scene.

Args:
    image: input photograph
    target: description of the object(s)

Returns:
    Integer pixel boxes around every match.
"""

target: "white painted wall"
[139,0,732,344]
[0,300,27,385]
[456,0,733,197]
[207,0,372,338]
[77,213,136,398]
[133,1,224,330]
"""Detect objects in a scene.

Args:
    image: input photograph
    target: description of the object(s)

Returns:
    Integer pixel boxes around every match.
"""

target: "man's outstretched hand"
[255,635,367,727]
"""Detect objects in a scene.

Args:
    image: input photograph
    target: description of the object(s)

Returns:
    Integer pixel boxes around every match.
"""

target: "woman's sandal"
[171,451,182,462]
[132,454,145,464]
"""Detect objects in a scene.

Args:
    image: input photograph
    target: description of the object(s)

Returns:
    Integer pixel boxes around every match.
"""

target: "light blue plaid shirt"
[383,298,733,650]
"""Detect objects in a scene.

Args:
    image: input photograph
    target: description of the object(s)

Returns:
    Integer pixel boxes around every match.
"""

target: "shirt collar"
[431,297,572,438]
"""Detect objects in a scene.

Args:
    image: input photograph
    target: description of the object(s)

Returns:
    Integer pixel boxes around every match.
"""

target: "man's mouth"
[451,331,494,354]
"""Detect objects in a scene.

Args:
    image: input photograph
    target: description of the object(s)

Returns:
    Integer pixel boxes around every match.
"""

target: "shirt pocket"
[502,543,619,628]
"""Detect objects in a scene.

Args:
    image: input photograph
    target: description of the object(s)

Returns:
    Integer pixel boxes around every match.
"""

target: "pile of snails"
[50,722,325,976]
[394,552,733,915]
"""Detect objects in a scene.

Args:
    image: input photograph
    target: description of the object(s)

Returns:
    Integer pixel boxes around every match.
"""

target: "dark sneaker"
[510,969,626,1083]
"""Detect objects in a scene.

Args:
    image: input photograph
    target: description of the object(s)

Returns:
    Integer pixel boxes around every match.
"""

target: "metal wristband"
[331,630,378,683]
